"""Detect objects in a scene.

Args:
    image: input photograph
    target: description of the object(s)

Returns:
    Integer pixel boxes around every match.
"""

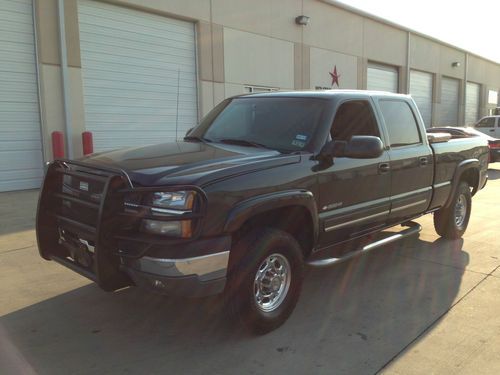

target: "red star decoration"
[329,65,341,87]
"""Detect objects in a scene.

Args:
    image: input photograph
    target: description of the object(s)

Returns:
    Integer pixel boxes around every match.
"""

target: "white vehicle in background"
[474,116,500,138]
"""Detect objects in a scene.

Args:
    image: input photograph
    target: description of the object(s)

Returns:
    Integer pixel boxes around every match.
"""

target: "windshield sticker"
[292,140,305,148]
[295,134,308,141]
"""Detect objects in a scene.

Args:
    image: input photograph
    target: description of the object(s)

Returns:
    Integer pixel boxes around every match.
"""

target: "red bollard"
[51,131,65,159]
[82,131,93,155]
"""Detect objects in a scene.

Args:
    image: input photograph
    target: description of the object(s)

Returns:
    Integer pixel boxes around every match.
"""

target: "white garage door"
[0,0,43,192]
[367,64,398,93]
[439,77,460,126]
[410,70,433,128]
[465,82,480,126]
[78,0,198,152]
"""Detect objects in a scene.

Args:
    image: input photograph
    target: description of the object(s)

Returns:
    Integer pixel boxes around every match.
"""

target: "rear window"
[379,100,421,147]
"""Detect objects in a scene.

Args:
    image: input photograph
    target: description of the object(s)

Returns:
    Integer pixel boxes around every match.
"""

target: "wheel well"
[460,168,479,195]
[234,206,315,257]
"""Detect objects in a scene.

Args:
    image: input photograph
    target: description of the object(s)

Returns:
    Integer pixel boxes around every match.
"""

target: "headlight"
[136,190,197,238]
[149,191,195,210]
[142,219,192,238]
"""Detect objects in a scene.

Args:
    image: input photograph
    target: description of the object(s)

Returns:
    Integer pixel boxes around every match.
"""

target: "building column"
[35,0,86,160]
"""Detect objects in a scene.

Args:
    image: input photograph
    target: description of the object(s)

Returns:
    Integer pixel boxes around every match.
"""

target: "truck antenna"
[175,68,180,140]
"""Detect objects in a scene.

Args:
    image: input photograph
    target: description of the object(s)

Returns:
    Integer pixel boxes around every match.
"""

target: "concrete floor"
[1,166,499,375]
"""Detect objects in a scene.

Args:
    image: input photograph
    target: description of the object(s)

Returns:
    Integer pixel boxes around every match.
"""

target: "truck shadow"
[0,235,467,375]
[487,167,500,180]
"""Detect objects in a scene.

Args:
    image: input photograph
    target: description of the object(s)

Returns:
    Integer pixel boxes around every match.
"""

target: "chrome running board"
[307,221,422,268]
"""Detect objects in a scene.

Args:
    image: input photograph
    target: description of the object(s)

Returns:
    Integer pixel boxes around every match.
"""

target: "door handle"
[489,129,495,132]
[378,162,390,173]
[419,157,428,166]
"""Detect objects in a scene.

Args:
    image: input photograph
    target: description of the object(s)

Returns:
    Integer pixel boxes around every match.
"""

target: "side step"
[307,221,422,268]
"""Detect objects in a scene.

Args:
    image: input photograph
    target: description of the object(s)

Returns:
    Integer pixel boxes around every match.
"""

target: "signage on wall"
[315,65,341,90]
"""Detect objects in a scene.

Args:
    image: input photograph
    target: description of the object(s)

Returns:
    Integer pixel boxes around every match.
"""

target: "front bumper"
[37,160,229,297]
[122,250,230,297]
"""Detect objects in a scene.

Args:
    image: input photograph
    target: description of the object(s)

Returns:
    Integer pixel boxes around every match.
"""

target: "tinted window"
[476,117,495,128]
[379,100,421,147]
[331,100,380,141]
[198,97,326,152]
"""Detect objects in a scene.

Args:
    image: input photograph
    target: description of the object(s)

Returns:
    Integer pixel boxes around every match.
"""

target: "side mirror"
[318,136,384,161]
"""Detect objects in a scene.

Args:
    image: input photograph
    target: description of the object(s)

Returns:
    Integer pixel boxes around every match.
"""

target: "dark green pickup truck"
[37,90,489,333]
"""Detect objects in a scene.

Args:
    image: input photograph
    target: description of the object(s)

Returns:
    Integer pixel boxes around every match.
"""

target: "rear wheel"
[434,181,471,239]
[225,228,304,334]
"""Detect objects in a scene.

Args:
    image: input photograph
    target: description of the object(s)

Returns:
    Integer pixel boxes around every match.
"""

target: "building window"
[244,85,279,93]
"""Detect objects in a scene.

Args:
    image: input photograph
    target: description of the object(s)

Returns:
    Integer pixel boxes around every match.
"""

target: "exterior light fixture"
[295,15,310,25]
[451,62,461,68]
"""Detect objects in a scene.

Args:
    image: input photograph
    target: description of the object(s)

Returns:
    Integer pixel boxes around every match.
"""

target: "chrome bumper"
[122,250,230,297]
[136,251,230,282]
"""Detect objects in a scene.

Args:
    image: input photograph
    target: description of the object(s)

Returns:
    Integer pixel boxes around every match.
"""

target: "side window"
[476,117,495,128]
[330,100,380,141]
[379,100,421,147]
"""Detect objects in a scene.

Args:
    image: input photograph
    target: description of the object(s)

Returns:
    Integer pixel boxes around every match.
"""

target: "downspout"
[32,0,46,163]
[464,52,468,124]
[57,0,73,158]
[406,31,411,94]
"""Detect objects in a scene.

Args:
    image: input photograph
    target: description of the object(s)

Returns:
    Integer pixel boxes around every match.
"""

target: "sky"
[336,0,500,64]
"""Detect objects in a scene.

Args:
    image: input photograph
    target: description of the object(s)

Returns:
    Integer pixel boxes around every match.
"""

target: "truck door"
[375,99,433,223]
[475,117,496,137]
[316,100,391,247]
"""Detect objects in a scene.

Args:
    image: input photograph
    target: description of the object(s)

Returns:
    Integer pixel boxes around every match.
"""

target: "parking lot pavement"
[1,166,499,375]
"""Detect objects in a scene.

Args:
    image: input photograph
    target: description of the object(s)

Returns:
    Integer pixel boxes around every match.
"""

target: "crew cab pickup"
[37,91,489,334]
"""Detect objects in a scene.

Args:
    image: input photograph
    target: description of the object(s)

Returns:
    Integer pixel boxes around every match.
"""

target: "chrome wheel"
[454,193,467,228]
[253,253,291,313]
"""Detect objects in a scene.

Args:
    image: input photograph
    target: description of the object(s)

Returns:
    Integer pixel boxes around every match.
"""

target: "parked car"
[427,126,500,163]
[473,116,500,138]
[36,91,489,334]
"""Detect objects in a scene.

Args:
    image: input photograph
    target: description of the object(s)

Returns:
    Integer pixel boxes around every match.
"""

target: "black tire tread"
[433,181,471,239]
[225,227,304,334]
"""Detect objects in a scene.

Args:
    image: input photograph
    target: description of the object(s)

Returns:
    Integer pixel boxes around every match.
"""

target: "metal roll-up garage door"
[0,0,43,192]
[367,64,399,93]
[465,82,480,125]
[78,0,198,152]
[410,70,433,128]
[438,77,460,126]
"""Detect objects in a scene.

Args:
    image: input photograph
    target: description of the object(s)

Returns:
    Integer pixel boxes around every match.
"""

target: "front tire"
[225,228,304,334]
[434,181,471,239]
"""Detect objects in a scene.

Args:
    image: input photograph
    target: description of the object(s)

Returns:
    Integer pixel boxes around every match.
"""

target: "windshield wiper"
[184,135,211,143]
[217,138,273,150]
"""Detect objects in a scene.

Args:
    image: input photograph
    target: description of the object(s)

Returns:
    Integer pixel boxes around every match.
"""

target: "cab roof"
[237,89,411,100]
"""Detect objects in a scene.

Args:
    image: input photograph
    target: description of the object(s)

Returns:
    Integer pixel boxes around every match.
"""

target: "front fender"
[224,190,319,243]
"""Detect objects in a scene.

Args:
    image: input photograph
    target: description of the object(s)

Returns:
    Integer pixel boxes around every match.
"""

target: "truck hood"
[80,141,300,187]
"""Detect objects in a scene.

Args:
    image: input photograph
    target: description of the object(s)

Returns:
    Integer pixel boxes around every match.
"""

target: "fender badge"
[322,202,343,211]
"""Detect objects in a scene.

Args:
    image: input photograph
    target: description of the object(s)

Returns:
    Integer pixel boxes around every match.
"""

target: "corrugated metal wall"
[367,64,398,93]
[78,0,198,152]
[409,70,433,128]
[438,77,459,126]
[0,0,43,192]
[465,82,480,126]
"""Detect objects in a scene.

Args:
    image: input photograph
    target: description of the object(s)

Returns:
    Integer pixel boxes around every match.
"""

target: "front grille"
[36,160,131,291]
[37,160,208,291]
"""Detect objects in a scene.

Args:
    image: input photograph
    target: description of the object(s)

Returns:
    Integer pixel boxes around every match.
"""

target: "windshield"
[193,97,326,152]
